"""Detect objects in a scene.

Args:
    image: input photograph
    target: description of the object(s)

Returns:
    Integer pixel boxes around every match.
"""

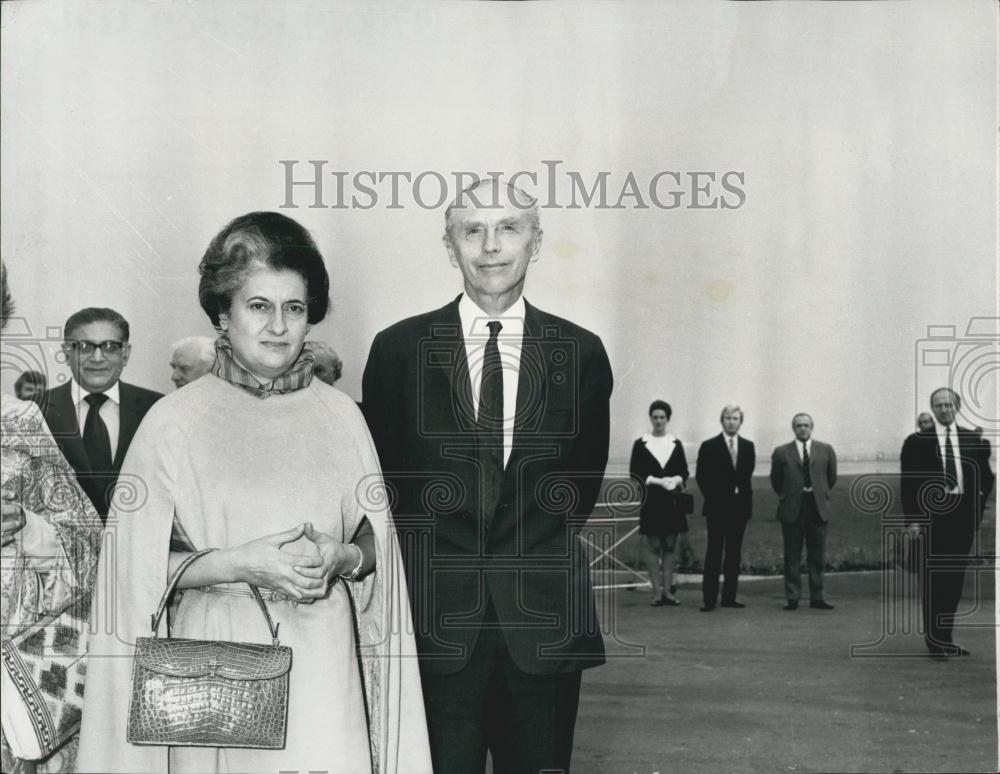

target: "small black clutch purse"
[671,491,695,515]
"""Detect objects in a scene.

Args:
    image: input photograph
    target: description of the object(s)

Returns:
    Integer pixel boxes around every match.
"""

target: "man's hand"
[1,492,27,548]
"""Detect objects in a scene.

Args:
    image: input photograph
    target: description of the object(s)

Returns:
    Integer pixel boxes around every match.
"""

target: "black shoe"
[928,643,971,658]
[700,604,715,612]
[809,600,834,610]
[720,601,746,609]
[784,601,799,611]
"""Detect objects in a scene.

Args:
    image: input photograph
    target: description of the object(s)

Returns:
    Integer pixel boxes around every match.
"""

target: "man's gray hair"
[172,335,216,365]
[311,340,344,385]
[444,177,540,235]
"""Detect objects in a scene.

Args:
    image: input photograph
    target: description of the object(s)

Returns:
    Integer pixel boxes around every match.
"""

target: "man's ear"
[121,342,133,367]
[443,233,458,267]
[529,228,543,263]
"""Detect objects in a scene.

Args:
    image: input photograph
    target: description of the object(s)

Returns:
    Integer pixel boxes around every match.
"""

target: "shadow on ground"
[575,569,997,774]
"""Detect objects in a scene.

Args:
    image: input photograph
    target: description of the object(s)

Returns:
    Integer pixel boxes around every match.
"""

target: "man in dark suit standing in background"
[900,387,994,658]
[697,404,756,611]
[363,179,612,774]
[40,307,162,519]
[770,413,838,611]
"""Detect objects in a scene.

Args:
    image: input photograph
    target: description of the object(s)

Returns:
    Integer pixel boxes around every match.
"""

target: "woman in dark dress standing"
[629,400,690,606]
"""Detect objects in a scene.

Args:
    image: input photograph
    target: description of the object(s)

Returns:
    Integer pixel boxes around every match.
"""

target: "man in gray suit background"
[770,413,838,610]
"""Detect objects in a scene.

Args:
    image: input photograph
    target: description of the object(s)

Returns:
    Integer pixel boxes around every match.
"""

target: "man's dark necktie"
[83,392,113,473]
[477,321,504,520]
[943,426,958,489]
[802,443,812,488]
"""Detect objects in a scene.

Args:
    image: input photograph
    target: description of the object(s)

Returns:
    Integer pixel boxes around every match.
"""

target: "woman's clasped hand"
[221,521,364,602]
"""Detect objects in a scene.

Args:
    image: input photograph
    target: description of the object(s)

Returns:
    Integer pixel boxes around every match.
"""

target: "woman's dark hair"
[198,212,330,328]
[648,400,672,420]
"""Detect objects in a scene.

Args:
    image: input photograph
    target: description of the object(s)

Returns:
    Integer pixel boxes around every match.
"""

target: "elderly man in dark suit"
[362,179,612,774]
[40,307,162,519]
[770,413,838,610]
[696,404,756,611]
[900,388,994,658]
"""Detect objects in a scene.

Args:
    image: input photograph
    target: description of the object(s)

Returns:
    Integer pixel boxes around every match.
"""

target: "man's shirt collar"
[71,378,120,407]
[458,293,526,340]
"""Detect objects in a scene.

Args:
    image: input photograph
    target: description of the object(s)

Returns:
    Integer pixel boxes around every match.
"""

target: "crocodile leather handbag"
[126,549,292,749]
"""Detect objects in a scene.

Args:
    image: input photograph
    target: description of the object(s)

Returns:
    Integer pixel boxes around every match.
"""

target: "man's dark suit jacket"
[39,380,163,517]
[770,440,837,524]
[695,433,755,520]
[900,426,994,523]
[362,296,612,676]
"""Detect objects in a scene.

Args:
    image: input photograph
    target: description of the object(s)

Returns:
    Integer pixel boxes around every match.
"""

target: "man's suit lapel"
[736,435,750,475]
[430,298,476,433]
[45,383,92,472]
[509,302,549,465]
[114,382,140,470]
[726,436,750,476]
[789,442,802,480]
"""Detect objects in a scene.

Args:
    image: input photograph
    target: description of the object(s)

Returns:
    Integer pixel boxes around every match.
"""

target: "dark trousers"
[781,493,826,602]
[923,498,977,651]
[421,605,583,774]
[702,516,748,606]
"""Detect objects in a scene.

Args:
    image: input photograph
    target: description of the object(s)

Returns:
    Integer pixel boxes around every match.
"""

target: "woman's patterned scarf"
[212,335,316,398]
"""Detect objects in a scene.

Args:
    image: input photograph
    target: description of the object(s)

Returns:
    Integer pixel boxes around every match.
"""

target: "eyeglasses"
[63,340,126,356]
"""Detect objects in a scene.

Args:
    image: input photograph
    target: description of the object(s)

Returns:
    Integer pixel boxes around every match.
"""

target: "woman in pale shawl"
[1,263,101,773]
[77,212,431,773]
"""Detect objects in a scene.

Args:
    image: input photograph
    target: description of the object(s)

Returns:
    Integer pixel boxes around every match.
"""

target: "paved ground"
[572,570,997,774]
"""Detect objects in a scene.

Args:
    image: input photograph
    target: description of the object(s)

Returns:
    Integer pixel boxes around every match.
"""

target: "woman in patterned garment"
[0,263,101,774]
[77,212,431,774]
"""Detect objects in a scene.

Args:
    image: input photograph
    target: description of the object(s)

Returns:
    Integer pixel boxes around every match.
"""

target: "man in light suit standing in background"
[770,413,838,610]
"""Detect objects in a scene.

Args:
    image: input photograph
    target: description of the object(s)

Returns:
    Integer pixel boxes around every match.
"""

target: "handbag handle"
[149,548,281,646]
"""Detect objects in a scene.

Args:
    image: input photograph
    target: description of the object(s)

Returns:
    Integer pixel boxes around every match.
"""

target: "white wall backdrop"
[1,0,996,468]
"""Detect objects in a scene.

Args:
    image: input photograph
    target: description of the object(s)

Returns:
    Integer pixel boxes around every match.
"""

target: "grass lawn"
[586,473,996,574]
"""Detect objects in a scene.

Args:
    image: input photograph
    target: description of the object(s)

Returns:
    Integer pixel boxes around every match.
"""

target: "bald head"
[170,336,216,388]
[311,341,343,385]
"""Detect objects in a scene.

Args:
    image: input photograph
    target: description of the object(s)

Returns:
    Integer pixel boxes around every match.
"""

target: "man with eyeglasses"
[40,307,162,519]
